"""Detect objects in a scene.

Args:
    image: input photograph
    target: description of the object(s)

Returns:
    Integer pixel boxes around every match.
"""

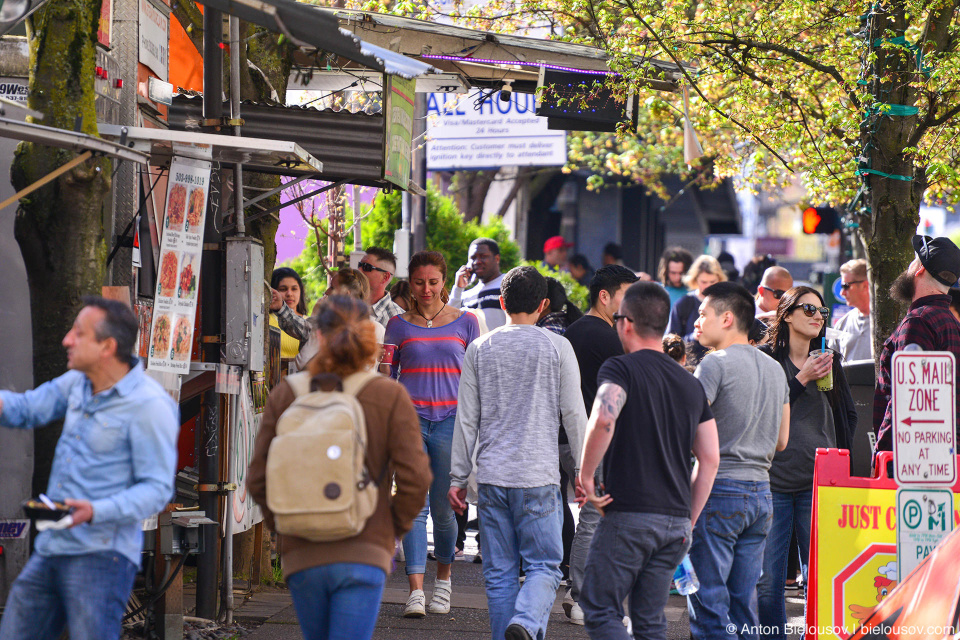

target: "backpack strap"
[341,370,390,488]
[286,371,313,398]
[341,370,381,398]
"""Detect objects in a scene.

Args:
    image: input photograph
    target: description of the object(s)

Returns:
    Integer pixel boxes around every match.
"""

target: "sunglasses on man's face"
[839,280,866,291]
[793,303,830,318]
[760,285,785,299]
[358,261,391,276]
[612,313,634,324]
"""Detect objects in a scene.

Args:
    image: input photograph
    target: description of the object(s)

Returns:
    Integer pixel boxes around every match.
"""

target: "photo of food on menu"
[186,187,205,234]
[178,254,199,299]
[158,251,180,298]
[166,184,186,231]
[171,316,193,361]
[151,313,172,359]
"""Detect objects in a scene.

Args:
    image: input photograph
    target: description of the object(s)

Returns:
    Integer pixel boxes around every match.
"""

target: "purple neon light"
[421,54,613,75]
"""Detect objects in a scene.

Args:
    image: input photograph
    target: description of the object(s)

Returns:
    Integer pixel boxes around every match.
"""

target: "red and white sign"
[891,351,956,485]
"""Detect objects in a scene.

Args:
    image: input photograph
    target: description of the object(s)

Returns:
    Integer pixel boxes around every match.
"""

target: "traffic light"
[802,207,841,235]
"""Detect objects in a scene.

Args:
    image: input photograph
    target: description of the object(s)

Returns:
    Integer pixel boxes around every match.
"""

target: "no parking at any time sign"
[891,351,957,485]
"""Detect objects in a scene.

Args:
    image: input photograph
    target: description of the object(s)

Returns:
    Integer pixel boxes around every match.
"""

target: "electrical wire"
[122,552,189,622]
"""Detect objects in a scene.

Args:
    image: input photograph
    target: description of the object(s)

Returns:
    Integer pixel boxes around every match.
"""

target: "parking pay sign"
[891,351,957,485]
[895,488,954,581]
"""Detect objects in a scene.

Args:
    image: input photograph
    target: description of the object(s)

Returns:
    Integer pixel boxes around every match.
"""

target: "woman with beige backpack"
[248,295,431,640]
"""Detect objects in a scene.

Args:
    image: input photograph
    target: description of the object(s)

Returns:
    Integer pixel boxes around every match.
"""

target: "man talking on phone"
[450,238,505,332]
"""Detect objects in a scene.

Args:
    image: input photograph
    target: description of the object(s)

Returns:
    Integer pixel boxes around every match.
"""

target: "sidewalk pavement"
[232,556,806,640]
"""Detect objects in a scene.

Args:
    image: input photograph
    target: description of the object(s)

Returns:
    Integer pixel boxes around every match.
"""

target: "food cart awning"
[0,115,150,211]
[97,125,323,174]
[330,10,691,93]
[189,0,439,79]
[0,116,149,165]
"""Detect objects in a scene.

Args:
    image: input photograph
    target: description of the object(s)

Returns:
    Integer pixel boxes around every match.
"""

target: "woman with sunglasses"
[757,286,857,640]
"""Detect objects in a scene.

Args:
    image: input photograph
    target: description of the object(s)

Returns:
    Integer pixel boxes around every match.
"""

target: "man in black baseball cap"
[874,234,960,454]
[911,234,960,287]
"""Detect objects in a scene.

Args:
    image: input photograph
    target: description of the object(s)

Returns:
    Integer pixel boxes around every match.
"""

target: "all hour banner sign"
[147,156,210,374]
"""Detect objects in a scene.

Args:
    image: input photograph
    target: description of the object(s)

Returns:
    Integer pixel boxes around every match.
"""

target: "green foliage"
[521,260,590,312]
[281,201,364,308]
[282,231,328,306]
[361,185,521,287]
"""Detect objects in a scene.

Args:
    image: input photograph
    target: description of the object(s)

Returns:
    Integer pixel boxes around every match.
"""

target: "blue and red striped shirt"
[384,312,480,421]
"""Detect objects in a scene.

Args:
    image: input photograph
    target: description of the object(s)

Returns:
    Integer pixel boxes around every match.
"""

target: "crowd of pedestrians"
[254,233,960,640]
[4,230,960,640]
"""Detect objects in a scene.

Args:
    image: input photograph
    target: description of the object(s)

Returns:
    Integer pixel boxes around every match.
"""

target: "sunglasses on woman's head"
[793,303,830,318]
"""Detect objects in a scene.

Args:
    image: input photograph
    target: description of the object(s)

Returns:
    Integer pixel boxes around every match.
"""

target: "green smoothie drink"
[809,349,833,391]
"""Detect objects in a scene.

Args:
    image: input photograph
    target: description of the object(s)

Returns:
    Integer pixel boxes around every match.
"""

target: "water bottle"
[673,554,700,595]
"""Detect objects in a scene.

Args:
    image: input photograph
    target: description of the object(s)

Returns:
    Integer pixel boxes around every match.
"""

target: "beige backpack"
[266,370,382,542]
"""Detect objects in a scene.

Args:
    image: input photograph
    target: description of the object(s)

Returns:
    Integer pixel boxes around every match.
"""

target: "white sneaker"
[426,578,452,614]
[403,589,425,618]
[396,543,405,563]
[568,602,584,626]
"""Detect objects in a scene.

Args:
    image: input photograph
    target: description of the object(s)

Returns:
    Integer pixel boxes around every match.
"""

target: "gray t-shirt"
[769,358,836,492]
[829,308,872,362]
[694,344,789,482]
[450,324,587,489]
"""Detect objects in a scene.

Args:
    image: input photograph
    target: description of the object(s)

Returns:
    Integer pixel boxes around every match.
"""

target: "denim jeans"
[287,563,386,640]
[403,414,458,574]
[580,511,691,640]
[688,479,773,640]
[559,442,602,602]
[0,551,137,640]
[757,489,812,640]
[478,483,563,640]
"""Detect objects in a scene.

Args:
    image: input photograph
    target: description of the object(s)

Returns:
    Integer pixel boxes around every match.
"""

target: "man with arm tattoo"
[577,282,720,640]
[561,265,638,625]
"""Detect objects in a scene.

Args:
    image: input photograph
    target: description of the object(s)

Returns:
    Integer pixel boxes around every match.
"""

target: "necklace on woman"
[422,303,446,328]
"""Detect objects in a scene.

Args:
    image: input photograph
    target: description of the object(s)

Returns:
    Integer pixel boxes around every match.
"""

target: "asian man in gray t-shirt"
[689,282,790,640]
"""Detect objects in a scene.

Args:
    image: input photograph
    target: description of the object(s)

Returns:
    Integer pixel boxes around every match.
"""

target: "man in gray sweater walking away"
[449,266,588,640]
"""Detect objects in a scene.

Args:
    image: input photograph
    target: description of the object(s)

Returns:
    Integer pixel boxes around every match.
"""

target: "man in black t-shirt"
[559,265,638,625]
[578,281,720,639]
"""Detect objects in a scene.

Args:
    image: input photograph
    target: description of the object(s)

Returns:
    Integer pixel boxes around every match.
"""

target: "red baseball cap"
[544,235,573,253]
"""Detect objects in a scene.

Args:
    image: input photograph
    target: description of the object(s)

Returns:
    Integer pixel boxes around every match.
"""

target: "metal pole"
[411,93,427,253]
[195,390,220,620]
[223,390,237,623]
[197,9,224,621]
[202,9,223,124]
[353,184,362,252]
[229,15,244,236]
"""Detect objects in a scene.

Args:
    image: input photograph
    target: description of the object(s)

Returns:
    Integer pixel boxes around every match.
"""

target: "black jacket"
[759,345,858,451]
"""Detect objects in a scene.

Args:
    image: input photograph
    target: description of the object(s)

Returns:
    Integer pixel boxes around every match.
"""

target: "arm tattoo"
[592,383,627,430]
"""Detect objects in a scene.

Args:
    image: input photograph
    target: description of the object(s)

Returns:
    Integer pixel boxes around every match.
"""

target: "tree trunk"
[858,2,924,369]
[456,171,495,222]
[237,23,294,277]
[11,0,111,493]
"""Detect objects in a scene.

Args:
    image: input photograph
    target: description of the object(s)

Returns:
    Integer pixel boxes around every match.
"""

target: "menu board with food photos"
[147,156,210,374]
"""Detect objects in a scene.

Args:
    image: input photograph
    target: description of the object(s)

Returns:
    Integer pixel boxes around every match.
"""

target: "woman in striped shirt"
[384,251,480,618]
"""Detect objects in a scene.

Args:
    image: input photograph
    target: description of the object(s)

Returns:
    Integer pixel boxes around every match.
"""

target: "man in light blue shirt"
[0,297,179,640]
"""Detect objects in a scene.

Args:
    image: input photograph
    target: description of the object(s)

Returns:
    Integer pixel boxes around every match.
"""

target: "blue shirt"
[0,360,179,565]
